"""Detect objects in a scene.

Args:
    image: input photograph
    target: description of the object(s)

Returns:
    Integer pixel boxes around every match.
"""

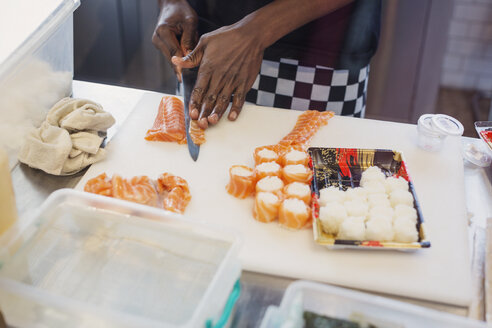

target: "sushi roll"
[278,198,311,230]
[319,202,347,235]
[226,165,255,199]
[281,147,309,166]
[254,145,280,165]
[344,199,369,219]
[362,180,386,194]
[369,206,394,222]
[282,164,312,184]
[366,218,394,242]
[389,189,414,208]
[256,176,284,195]
[344,187,368,202]
[255,162,282,181]
[360,166,386,186]
[319,186,345,206]
[393,217,418,243]
[253,192,281,223]
[284,182,312,205]
[384,176,409,193]
[367,193,391,209]
[337,216,366,240]
[394,204,418,222]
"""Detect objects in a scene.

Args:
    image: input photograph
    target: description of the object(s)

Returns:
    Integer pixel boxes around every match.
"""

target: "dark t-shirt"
[187,0,381,70]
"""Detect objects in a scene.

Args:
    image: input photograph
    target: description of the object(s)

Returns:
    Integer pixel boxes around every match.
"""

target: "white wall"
[441,0,492,91]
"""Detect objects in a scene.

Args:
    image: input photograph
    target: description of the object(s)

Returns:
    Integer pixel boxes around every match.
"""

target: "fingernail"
[229,111,237,121]
[191,108,199,118]
[208,113,218,124]
[199,117,208,129]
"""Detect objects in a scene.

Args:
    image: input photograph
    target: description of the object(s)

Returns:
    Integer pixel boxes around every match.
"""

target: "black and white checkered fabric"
[246,58,369,117]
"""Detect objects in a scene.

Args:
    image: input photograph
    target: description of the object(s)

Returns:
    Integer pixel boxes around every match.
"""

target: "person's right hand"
[152,0,198,82]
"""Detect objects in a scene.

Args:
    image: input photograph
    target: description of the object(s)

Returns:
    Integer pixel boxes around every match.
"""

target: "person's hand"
[152,0,198,82]
[172,24,264,129]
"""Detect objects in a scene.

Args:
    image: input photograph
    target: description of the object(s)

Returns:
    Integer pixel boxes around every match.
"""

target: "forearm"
[238,0,354,49]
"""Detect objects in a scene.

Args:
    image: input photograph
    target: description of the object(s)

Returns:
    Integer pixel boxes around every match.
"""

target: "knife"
[181,68,200,161]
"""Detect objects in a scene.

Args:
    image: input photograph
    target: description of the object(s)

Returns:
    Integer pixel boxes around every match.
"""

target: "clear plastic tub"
[0,0,80,168]
[0,189,242,328]
[260,281,485,328]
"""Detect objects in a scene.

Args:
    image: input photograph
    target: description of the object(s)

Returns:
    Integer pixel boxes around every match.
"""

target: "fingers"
[172,43,203,69]
[229,85,247,121]
[198,75,226,129]
[189,70,211,120]
[152,27,184,81]
[180,18,198,54]
[209,79,234,124]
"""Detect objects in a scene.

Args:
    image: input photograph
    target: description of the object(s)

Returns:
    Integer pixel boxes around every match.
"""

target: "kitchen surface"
[1,0,492,327]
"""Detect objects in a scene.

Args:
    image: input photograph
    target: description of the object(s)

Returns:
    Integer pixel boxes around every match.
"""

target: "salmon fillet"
[145,96,187,144]
[157,173,192,214]
[226,165,255,199]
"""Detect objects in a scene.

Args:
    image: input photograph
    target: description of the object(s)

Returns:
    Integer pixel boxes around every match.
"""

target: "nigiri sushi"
[226,165,255,199]
[253,192,281,223]
[284,182,311,205]
[255,162,282,181]
[256,176,284,195]
[281,147,309,166]
[254,145,280,165]
[282,164,312,184]
[278,198,311,229]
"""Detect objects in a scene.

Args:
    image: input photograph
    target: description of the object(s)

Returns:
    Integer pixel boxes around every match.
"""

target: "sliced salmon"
[281,164,312,184]
[253,145,280,165]
[278,198,311,230]
[253,192,281,223]
[189,120,206,145]
[84,173,112,196]
[111,175,158,207]
[226,165,255,199]
[157,173,191,214]
[145,96,187,144]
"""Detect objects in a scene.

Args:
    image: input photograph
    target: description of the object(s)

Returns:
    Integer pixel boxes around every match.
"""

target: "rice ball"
[319,203,347,235]
[319,186,345,206]
[369,206,394,222]
[337,216,366,240]
[393,218,418,243]
[362,181,386,194]
[366,218,394,242]
[367,193,391,208]
[394,204,417,221]
[344,187,368,202]
[344,199,369,218]
[360,166,386,186]
[384,176,409,193]
[389,189,414,208]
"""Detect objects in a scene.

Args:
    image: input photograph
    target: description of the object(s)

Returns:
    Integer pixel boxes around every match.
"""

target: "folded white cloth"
[18,98,115,175]
[47,97,115,131]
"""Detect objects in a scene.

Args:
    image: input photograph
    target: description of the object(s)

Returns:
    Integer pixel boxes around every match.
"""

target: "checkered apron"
[246,58,369,117]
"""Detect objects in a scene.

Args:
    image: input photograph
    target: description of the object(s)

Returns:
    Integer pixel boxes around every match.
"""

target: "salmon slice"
[278,198,311,230]
[226,165,255,199]
[283,182,311,205]
[253,192,281,223]
[157,173,191,214]
[84,173,112,196]
[280,146,309,166]
[254,162,282,181]
[145,96,186,144]
[189,120,206,145]
[253,145,280,165]
[111,175,158,207]
[282,164,312,184]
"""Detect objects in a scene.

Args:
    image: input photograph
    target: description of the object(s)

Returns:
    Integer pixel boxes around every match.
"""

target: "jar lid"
[462,143,491,168]
[431,114,464,137]
[418,114,442,136]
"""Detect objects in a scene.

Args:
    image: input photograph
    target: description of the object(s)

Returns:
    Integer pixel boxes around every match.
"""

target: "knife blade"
[181,68,200,161]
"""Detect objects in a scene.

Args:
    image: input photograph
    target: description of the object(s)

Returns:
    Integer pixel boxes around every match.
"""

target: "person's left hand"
[172,24,264,129]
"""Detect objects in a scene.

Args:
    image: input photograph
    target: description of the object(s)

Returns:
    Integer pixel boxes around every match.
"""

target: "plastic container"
[0,189,242,328]
[0,0,79,168]
[417,114,464,152]
[260,281,486,328]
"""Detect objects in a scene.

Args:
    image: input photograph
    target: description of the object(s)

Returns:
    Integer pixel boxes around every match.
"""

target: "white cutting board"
[76,92,472,306]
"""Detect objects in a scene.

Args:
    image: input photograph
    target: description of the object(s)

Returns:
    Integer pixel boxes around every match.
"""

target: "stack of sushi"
[318,166,419,243]
[227,145,314,230]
